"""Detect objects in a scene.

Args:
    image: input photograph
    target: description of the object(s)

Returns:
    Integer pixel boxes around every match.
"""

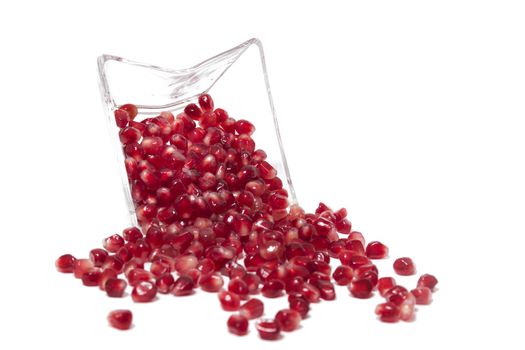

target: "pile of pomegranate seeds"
[56,94,438,339]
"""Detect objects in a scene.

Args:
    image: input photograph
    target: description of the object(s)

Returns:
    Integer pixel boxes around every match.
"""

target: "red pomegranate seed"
[105,278,127,297]
[55,254,76,273]
[349,278,373,299]
[384,285,409,306]
[218,290,241,311]
[131,281,157,302]
[377,277,397,297]
[399,293,416,321]
[82,270,102,286]
[332,265,354,285]
[288,295,310,318]
[240,298,264,319]
[300,282,321,303]
[235,119,255,135]
[119,104,138,119]
[114,109,130,128]
[393,257,416,276]
[199,273,224,292]
[227,314,248,336]
[127,268,154,286]
[198,94,214,112]
[155,273,175,294]
[103,234,125,253]
[411,287,433,305]
[275,309,301,332]
[375,302,400,323]
[108,310,133,330]
[365,241,389,259]
[261,279,284,298]
[228,278,249,298]
[89,248,108,267]
[335,218,352,234]
[417,273,438,291]
[119,126,142,144]
[243,273,261,294]
[256,319,281,341]
[348,231,365,247]
[99,269,118,290]
[73,259,94,278]
[184,103,202,120]
[172,276,195,296]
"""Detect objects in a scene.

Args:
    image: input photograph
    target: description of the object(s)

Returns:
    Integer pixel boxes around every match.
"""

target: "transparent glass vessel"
[97,38,296,227]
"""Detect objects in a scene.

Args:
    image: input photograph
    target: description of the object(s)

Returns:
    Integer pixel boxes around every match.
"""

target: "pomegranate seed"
[240,298,264,319]
[411,287,433,305]
[82,270,102,286]
[127,268,153,286]
[172,276,195,296]
[365,241,389,259]
[384,286,410,306]
[349,278,373,299]
[99,269,118,290]
[119,104,138,119]
[235,119,255,135]
[108,310,133,330]
[131,281,157,302]
[399,293,416,321]
[103,234,125,253]
[218,290,241,311]
[198,94,214,111]
[377,277,397,297]
[417,274,438,291]
[243,273,261,294]
[275,309,301,332]
[89,248,108,267]
[114,109,130,128]
[348,231,365,247]
[228,278,249,298]
[73,259,94,278]
[155,273,175,294]
[184,103,202,120]
[119,126,142,144]
[393,257,416,276]
[261,279,284,298]
[227,314,248,336]
[332,265,354,285]
[199,273,224,292]
[335,219,352,234]
[105,278,127,297]
[55,254,76,273]
[375,302,400,323]
[256,319,281,340]
[289,295,310,318]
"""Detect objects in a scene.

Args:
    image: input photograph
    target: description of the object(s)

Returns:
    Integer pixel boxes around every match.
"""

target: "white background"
[1,1,524,349]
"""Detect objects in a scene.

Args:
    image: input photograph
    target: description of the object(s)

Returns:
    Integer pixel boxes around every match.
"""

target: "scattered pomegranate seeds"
[56,94,438,337]
[393,257,416,276]
[108,310,133,330]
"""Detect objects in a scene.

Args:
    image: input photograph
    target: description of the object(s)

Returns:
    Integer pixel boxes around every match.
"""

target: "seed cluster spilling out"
[56,94,438,338]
